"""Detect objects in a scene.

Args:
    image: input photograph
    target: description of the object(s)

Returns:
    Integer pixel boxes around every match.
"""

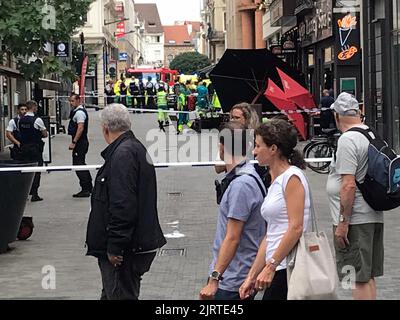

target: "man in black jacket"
[86,104,166,300]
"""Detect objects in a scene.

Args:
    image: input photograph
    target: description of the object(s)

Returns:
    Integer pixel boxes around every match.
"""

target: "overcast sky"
[135,0,201,25]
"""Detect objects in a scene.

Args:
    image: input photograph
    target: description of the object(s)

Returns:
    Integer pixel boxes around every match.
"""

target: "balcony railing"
[208,30,225,42]
[294,0,314,15]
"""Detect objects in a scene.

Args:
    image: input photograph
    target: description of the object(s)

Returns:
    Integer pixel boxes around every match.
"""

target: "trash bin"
[0,160,36,253]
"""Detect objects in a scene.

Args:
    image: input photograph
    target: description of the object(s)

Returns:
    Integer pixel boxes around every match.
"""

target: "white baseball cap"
[330,92,359,116]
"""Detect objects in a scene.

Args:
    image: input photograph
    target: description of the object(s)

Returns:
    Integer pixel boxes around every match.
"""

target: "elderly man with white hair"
[86,104,166,300]
[326,92,383,300]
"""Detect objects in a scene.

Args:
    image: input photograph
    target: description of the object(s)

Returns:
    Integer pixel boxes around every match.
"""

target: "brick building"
[164,22,201,67]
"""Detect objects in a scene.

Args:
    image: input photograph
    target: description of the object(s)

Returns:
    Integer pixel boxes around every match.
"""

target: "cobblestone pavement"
[0,112,399,299]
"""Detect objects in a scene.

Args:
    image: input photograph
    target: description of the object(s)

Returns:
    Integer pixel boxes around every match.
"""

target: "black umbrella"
[209,48,306,112]
[197,64,215,79]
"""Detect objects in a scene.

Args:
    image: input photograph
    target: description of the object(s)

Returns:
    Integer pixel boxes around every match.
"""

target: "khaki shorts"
[334,223,384,283]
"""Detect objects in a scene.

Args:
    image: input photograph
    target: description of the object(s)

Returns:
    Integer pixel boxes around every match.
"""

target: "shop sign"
[54,42,69,58]
[281,34,297,54]
[334,12,360,65]
[334,0,360,9]
[299,0,333,46]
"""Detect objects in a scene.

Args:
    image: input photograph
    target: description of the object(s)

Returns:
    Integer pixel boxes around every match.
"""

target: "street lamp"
[104,17,129,26]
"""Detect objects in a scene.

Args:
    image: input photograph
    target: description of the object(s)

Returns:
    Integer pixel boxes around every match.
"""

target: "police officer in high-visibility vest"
[6,103,27,160]
[19,100,48,202]
[157,86,168,132]
[68,94,93,198]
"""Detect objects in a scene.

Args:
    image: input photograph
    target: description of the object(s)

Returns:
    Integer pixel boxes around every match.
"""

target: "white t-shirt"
[261,166,311,270]
[25,112,47,131]
[72,106,87,124]
[6,117,18,132]
[326,124,383,225]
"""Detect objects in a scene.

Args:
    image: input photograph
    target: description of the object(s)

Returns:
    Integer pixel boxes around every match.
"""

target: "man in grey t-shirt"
[199,121,266,300]
[327,92,383,300]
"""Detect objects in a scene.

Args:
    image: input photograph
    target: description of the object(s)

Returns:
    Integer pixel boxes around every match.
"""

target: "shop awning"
[38,78,62,91]
[0,65,24,79]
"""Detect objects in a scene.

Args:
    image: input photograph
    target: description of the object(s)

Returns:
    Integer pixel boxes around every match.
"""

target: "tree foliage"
[170,52,212,75]
[0,0,93,81]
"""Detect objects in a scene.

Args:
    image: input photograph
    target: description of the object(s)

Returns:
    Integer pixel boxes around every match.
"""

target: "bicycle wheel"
[305,142,334,174]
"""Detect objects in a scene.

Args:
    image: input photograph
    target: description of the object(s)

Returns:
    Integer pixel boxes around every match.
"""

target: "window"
[168,40,176,44]
[324,47,333,63]
[155,50,161,60]
[183,40,191,44]
[224,12,227,32]
[81,13,88,23]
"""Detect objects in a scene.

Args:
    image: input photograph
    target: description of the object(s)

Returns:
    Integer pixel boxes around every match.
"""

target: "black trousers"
[262,269,288,300]
[20,144,43,196]
[147,96,156,109]
[72,139,92,192]
[98,252,156,300]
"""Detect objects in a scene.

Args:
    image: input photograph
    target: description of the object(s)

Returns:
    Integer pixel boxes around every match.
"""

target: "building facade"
[135,3,164,67]
[226,0,266,49]
[363,0,400,151]
[74,0,120,106]
[201,0,227,62]
[115,0,144,77]
[164,23,200,67]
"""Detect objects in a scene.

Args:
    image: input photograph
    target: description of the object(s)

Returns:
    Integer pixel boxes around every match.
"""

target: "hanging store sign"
[299,0,332,46]
[281,33,297,54]
[54,42,69,58]
[334,12,360,65]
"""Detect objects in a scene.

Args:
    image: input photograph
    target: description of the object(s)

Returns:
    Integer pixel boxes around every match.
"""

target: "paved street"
[0,110,399,300]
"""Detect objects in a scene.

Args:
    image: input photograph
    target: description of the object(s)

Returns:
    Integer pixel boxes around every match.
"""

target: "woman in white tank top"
[239,119,311,300]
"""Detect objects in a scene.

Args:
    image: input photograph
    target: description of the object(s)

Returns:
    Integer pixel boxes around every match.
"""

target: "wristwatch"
[268,258,279,268]
[209,270,223,281]
[339,214,349,223]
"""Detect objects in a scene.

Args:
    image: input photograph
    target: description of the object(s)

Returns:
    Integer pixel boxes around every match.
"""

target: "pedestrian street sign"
[119,52,128,61]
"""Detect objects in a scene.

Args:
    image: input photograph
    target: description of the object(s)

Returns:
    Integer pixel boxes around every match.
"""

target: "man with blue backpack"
[326,92,387,300]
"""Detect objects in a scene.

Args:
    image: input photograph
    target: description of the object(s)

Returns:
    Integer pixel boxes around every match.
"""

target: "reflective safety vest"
[157,91,167,107]
[177,93,186,110]
[212,93,221,109]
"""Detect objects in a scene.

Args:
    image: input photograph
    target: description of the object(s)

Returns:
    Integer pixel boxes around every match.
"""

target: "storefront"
[0,63,30,153]
[363,0,400,151]
[297,0,335,105]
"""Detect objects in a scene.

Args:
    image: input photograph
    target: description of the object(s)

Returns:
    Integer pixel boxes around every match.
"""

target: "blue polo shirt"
[209,163,266,292]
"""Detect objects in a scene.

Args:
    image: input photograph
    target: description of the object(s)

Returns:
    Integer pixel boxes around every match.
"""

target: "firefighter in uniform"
[6,103,27,160]
[68,94,93,197]
[19,100,48,202]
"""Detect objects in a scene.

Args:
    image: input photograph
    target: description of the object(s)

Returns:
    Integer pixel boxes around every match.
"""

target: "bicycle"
[303,128,340,174]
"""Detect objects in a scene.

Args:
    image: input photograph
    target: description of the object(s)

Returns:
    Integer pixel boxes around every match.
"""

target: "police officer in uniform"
[6,103,27,160]
[68,94,93,197]
[146,76,156,109]
[19,100,48,202]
